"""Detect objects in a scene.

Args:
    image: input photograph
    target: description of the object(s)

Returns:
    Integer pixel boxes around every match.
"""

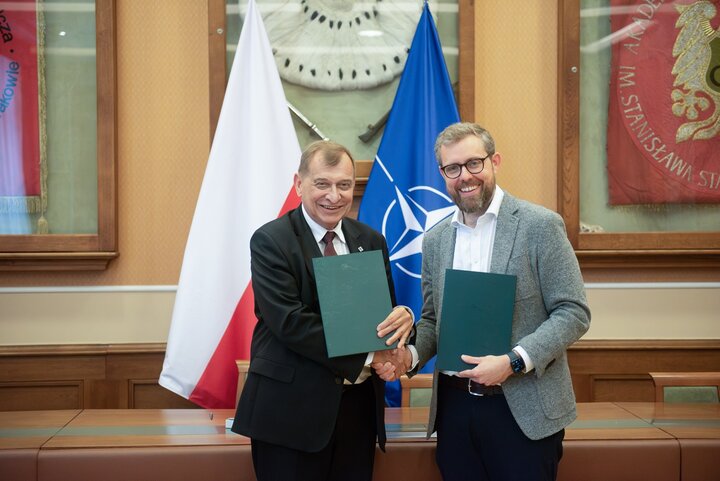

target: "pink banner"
[0,0,41,198]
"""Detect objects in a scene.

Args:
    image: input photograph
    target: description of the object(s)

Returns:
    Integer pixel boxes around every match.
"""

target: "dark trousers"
[251,379,376,481]
[435,378,564,481]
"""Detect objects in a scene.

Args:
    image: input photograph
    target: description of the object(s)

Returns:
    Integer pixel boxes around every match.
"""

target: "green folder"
[313,250,396,358]
[437,269,517,371]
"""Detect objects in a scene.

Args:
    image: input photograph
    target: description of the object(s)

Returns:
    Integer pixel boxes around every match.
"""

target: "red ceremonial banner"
[0,0,41,200]
[607,0,720,204]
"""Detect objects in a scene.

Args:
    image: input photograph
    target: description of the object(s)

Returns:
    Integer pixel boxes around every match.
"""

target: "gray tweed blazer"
[413,192,591,440]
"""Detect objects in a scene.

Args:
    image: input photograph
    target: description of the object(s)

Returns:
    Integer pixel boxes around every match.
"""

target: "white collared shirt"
[301,204,349,256]
[451,186,504,273]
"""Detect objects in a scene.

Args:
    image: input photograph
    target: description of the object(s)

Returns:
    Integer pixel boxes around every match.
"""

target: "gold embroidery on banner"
[671,1,720,143]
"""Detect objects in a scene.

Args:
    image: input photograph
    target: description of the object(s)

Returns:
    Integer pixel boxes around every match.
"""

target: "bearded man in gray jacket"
[380,122,590,481]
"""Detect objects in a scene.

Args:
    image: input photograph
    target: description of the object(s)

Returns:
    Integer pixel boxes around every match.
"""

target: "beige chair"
[399,373,433,407]
[649,372,720,403]
[235,360,250,405]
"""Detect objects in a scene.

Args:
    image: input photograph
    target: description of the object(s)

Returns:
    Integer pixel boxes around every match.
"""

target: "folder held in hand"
[313,250,396,358]
[437,269,517,371]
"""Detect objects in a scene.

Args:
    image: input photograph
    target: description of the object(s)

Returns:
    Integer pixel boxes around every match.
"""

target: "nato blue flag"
[358,2,460,406]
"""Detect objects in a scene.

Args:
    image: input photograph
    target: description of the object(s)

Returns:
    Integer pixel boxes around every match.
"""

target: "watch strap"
[508,349,525,374]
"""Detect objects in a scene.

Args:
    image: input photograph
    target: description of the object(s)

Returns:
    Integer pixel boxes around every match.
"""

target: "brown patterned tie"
[322,231,337,256]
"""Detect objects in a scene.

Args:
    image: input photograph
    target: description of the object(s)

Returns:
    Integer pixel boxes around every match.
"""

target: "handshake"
[371,305,414,381]
[371,347,412,382]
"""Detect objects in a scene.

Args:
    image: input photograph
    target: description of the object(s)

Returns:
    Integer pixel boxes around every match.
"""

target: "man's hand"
[376,306,413,348]
[456,354,512,386]
[371,347,412,382]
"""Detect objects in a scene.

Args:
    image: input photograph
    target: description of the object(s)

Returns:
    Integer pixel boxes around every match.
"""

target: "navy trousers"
[435,378,564,481]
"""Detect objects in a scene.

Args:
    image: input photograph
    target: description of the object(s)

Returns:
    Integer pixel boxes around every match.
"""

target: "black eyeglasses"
[440,156,489,179]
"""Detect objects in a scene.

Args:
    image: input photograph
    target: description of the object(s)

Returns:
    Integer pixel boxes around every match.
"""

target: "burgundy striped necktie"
[322,231,337,256]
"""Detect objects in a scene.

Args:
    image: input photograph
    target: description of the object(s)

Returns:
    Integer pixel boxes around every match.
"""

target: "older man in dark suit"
[231,140,412,481]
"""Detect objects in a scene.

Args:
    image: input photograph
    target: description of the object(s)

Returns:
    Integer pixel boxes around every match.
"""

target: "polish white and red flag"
[159,0,300,408]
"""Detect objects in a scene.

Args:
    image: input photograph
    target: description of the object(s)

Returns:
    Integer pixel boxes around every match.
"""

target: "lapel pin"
[358,246,364,252]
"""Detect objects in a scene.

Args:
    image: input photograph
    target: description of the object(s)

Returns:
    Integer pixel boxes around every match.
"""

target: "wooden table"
[1,403,718,481]
[37,409,251,481]
[561,403,679,481]
[617,402,720,481]
[381,403,681,481]
[41,409,245,448]
[0,410,80,481]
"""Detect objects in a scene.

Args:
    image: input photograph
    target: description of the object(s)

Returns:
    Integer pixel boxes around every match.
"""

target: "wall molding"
[571,339,720,350]
[2,282,719,294]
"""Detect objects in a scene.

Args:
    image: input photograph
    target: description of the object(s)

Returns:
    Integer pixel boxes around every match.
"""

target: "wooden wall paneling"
[589,375,655,403]
[0,381,83,411]
[106,350,161,408]
[567,340,720,403]
[129,379,198,409]
[3,354,105,382]
[0,347,105,411]
[570,372,591,403]
[1,340,719,409]
[106,346,197,409]
[85,379,125,409]
[569,340,720,374]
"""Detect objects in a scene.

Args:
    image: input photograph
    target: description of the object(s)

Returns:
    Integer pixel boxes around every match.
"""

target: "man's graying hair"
[434,123,496,165]
[298,140,355,176]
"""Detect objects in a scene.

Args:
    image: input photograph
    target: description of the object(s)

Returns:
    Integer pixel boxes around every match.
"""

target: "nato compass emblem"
[375,159,456,279]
